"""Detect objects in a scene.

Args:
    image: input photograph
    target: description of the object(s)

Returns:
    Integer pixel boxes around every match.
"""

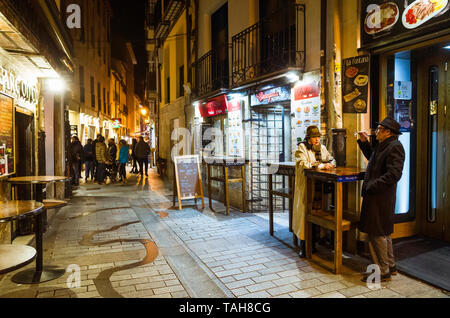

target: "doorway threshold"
[393,236,450,292]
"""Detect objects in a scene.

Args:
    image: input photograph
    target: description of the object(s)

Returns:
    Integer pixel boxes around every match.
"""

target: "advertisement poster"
[0,94,14,175]
[361,0,450,49]
[0,144,7,176]
[227,99,244,157]
[342,55,370,113]
[291,80,321,143]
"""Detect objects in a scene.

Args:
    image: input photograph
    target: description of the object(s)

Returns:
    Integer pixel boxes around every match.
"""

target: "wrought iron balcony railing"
[231,3,305,87]
[192,45,230,99]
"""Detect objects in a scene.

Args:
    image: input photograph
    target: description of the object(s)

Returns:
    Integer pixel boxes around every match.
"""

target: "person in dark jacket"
[134,136,151,177]
[69,136,84,186]
[83,139,95,181]
[357,117,405,283]
[131,138,138,173]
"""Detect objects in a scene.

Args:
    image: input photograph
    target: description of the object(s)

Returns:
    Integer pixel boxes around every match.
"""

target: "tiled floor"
[0,168,448,299]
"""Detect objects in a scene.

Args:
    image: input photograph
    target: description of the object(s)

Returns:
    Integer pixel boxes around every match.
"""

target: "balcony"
[231,3,305,88]
[154,0,185,42]
[192,45,230,99]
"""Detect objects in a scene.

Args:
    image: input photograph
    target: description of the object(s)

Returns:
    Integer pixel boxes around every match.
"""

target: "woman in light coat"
[293,126,335,257]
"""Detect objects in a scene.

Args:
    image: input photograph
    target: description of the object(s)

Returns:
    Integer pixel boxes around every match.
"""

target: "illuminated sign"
[0,66,38,110]
[112,118,122,129]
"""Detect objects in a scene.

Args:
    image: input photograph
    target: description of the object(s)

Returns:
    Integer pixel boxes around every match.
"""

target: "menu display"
[342,55,370,113]
[227,99,244,157]
[291,80,321,143]
[361,0,450,48]
[174,155,204,210]
[0,94,14,176]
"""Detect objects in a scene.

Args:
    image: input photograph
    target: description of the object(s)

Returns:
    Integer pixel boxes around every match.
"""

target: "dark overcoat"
[357,136,405,236]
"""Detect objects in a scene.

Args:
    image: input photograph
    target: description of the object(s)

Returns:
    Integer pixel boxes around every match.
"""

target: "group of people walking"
[69,135,151,186]
[293,117,405,283]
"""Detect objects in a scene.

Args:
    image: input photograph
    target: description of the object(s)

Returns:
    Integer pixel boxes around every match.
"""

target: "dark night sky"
[109,0,147,100]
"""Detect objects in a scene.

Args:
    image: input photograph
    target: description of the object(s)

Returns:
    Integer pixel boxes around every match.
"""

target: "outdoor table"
[267,162,298,247]
[7,176,71,235]
[0,244,36,275]
[0,201,65,283]
[304,167,364,274]
[205,157,246,215]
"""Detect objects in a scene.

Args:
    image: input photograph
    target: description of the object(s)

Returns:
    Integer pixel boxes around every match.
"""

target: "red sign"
[293,83,320,101]
[256,91,280,103]
[227,99,241,112]
[199,95,228,117]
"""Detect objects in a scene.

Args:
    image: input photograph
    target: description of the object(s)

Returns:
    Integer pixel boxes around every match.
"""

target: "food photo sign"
[291,80,321,142]
[342,55,370,113]
[361,0,450,49]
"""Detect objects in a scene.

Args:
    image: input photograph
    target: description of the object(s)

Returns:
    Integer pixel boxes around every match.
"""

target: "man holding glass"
[357,117,405,283]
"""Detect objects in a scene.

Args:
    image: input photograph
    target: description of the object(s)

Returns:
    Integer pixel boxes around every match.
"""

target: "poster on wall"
[291,80,321,143]
[361,0,450,49]
[227,99,244,157]
[342,55,370,113]
[0,94,14,176]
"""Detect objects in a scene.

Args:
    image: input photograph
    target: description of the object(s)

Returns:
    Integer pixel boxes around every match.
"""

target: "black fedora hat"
[376,117,402,135]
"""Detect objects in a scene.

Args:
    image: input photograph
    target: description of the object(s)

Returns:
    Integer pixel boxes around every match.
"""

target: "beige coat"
[293,143,335,240]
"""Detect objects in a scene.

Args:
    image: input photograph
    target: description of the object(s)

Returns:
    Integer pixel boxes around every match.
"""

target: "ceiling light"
[286,72,300,83]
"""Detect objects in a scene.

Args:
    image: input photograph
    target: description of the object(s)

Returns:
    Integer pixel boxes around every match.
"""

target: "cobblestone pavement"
[0,169,448,299]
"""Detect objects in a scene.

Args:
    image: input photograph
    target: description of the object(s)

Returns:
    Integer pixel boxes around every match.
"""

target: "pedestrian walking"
[135,136,151,177]
[93,134,102,181]
[95,136,109,184]
[69,136,84,186]
[83,139,95,181]
[293,126,335,258]
[118,140,129,183]
[131,138,138,173]
[357,117,405,283]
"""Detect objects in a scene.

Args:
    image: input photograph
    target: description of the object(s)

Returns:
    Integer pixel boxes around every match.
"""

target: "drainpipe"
[320,0,328,143]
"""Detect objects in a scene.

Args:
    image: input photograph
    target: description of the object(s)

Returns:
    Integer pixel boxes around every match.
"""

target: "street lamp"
[140,108,148,116]
[47,78,66,93]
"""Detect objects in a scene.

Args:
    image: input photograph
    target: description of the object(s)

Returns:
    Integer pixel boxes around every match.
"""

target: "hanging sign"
[251,85,291,106]
[342,55,370,113]
[361,0,450,49]
[199,94,228,117]
[291,80,321,143]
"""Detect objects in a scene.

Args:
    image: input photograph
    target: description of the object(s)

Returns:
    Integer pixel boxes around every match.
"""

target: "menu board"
[361,0,450,49]
[174,155,204,210]
[291,80,321,143]
[342,55,370,113]
[0,94,14,176]
[227,99,244,157]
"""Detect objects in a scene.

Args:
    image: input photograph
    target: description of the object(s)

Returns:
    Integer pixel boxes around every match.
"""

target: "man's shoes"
[361,272,392,283]
[390,266,398,276]
[298,240,306,258]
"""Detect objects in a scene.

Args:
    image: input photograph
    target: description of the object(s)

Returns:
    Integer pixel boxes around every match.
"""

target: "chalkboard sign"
[173,155,205,210]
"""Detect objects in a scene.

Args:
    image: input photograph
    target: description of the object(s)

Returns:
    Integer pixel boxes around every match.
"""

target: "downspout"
[320,0,328,144]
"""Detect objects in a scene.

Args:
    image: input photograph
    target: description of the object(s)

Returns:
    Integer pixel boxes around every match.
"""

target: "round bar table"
[7,176,71,235]
[0,201,66,284]
[0,244,36,275]
[7,176,72,202]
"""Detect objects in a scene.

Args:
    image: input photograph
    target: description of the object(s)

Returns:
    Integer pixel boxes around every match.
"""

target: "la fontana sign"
[0,66,38,109]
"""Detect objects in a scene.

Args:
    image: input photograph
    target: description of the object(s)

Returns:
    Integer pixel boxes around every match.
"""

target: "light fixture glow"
[48,78,66,93]
[444,45,450,50]
[140,108,148,116]
[285,72,300,83]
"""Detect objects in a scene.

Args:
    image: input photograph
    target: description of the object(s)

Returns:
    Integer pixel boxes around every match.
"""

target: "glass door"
[416,45,449,242]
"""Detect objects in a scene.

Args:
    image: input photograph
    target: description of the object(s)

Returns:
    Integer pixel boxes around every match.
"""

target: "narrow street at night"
[0,168,448,299]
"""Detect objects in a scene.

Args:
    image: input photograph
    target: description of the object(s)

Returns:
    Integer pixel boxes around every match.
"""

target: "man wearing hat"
[357,117,405,282]
[293,125,336,258]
